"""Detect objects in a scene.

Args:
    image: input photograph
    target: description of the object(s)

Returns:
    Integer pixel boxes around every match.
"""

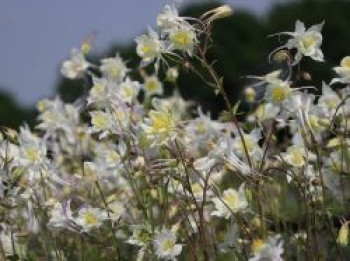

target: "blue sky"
[0,0,291,106]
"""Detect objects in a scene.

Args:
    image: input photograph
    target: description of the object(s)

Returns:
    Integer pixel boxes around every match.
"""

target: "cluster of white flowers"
[1,3,350,261]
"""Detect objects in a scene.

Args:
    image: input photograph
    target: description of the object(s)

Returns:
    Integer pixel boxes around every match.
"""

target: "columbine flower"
[275,20,324,65]
[265,79,292,105]
[211,183,248,219]
[157,5,182,32]
[75,206,108,232]
[61,48,89,79]
[249,235,284,261]
[331,56,350,85]
[47,200,74,231]
[89,110,114,139]
[282,145,306,167]
[136,27,165,67]
[127,225,152,247]
[108,201,125,221]
[231,128,262,159]
[143,104,178,145]
[18,126,48,169]
[118,77,141,104]
[87,77,109,106]
[143,75,163,96]
[144,110,177,144]
[153,229,182,260]
[169,25,197,56]
[317,82,340,118]
[100,54,129,82]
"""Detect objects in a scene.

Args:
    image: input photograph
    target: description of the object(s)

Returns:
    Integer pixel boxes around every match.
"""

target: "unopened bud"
[244,87,256,103]
[81,42,91,55]
[37,99,48,112]
[273,50,290,63]
[166,67,179,83]
[301,71,312,81]
[204,5,233,22]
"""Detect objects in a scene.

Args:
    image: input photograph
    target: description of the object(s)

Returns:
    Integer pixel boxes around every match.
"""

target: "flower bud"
[244,87,256,103]
[202,5,233,22]
[166,67,179,83]
[301,71,312,81]
[272,50,290,63]
[81,42,91,55]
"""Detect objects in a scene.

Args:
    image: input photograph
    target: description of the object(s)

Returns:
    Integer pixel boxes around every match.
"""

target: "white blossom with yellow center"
[100,54,128,82]
[283,146,306,167]
[136,28,164,66]
[265,80,292,105]
[154,229,182,260]
[169,26,197,55]
[75,207,107,232]
[211,184,248,219]
[143,75,163,96]
[275,20,324,65]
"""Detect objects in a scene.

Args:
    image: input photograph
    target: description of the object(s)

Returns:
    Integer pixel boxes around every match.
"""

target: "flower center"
[302,35,315,49]
[161,239,175,252]
[84,212,98,225]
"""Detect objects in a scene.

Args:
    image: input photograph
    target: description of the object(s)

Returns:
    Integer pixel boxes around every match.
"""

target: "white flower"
[75,206,108,232]
[143,108,178,146]
[18,126,48,169]
[157,5,182,32]
[127,225,152,247]
[136,28,165,67]
[89,110,114,139]
[108,201,125,221]
[331,56,350,85]
[169,25,197,56]
[100,54,129,82]
[276,20,324,65]
[230,128,262,159]
[87,77,109,106]
[265,79,292,105]
[317,82,340,118]
[153,229,182,260]
[284,146,305,167]
[61,48,89,79]
[212,184,248,219]
[118,77,140,103]
[143,75,163,96]
[249,235,284,261]
[47,200,74,231]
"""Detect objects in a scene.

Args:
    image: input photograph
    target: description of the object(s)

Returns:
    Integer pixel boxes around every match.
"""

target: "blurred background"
[1,0,350,128]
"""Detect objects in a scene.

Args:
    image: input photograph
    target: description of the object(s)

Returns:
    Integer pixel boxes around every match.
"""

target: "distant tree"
[0,91,36,129]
